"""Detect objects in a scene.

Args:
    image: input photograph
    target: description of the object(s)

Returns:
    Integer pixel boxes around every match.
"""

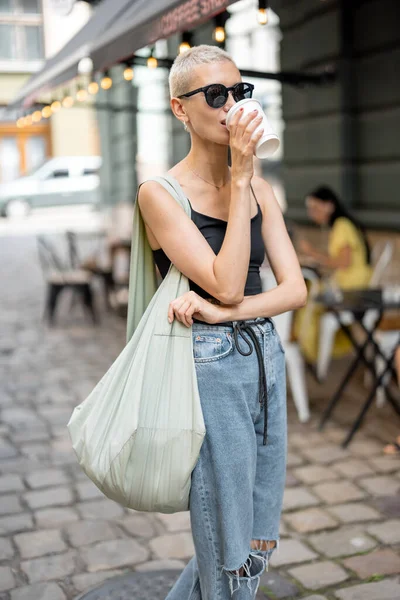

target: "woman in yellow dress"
[294,186,372,368]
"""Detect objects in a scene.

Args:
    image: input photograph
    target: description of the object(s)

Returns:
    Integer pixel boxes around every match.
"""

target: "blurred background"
[0,1,399,599]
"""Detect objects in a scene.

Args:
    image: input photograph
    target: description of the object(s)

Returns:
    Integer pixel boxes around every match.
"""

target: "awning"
[9,0,135,110]
[10,0,240,110]
[90,0,239,72]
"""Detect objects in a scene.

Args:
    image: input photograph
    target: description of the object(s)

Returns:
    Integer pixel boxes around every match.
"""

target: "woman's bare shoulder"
[251,175,276,212]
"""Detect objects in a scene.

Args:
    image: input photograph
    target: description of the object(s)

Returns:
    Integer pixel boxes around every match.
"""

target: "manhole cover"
[75,570,181,600]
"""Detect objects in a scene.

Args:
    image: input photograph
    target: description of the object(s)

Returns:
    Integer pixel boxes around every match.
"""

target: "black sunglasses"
[178,82,254,109]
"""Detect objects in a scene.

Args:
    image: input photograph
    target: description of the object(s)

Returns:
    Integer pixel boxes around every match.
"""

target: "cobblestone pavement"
[1,235,400,600]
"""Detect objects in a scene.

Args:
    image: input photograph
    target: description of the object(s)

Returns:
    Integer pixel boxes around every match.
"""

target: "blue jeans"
[166,318,287,599]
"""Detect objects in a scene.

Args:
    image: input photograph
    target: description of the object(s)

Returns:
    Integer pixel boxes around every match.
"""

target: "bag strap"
[126,175,190,343]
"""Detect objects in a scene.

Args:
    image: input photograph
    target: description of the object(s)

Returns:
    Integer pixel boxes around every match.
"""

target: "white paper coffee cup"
[226,98,280,159]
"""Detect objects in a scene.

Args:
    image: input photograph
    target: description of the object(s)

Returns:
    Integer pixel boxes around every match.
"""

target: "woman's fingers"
[229,106,244,137]
[168,292,202,327]
[242,115,263,144]
[175,300,198,327]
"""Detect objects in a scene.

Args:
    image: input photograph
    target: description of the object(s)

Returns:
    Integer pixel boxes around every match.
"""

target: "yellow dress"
[294,217,372,363]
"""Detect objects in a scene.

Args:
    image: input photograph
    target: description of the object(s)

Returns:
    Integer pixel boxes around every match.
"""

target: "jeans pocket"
[193,332,234,362]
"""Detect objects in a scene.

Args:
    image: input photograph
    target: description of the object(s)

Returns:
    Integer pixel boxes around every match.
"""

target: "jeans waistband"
[192,317,273,332]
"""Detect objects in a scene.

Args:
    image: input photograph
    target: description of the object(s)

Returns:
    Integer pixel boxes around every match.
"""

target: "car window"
[47,169,69,179]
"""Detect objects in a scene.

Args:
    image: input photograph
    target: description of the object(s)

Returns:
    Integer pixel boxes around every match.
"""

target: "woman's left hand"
[168,291,223,327]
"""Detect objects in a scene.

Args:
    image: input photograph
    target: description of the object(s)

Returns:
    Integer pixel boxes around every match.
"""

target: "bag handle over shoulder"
[126,174,191,343]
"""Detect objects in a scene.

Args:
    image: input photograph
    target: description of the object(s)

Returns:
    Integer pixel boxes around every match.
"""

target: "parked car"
[0,156,102,217]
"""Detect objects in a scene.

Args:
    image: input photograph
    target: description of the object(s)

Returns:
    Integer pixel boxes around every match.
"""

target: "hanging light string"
[16,4,272,129]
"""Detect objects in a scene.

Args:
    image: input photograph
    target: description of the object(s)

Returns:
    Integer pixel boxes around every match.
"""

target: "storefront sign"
[158,0,232,39]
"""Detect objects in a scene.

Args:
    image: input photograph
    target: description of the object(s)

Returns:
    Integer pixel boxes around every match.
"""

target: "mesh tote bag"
[67,175,206,513]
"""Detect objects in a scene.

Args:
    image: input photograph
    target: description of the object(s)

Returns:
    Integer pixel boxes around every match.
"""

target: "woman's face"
[305,196,334,225]
[174,60,243,145]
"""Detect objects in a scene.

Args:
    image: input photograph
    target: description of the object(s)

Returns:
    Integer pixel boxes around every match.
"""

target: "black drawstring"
[232,320,268,445]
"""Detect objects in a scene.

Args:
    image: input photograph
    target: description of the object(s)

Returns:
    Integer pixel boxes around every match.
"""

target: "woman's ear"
[170,97,188,127]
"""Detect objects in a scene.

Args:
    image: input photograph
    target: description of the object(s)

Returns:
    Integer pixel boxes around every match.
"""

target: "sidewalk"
[0,236,399,600]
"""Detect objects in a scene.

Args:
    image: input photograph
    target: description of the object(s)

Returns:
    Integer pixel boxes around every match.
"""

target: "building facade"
[0,0,98,184]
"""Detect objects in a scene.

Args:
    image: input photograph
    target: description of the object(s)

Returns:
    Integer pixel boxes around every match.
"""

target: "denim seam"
[197,456,222,600]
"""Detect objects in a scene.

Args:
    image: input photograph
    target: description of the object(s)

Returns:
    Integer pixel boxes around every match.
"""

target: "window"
[0,121,50,183]
[0,0,12,13]
[21,0,40,14]
[0,0,43,61]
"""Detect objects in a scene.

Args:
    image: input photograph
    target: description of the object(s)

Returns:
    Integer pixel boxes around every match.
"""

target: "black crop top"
[152,187,265,300]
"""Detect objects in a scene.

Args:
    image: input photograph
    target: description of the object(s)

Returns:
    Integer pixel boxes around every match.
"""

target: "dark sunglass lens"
[206,85,227,108]
[234,83,253,101]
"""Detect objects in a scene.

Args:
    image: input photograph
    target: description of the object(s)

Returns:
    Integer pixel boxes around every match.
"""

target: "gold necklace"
[185,159,229,190]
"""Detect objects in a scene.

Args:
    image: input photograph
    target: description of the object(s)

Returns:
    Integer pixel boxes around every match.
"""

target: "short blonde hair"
[169,44,236,98]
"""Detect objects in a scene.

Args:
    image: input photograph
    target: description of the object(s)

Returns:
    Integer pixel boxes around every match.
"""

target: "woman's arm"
[216,177,307,322]
[299,240,352,269]
[139,109,264,305]
[139,180,251,305]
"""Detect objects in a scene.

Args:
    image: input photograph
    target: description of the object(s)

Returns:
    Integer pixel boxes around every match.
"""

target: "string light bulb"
[100,72,113,90]
[147,47,158,68]
[257,0,269,25]
[88,81,99,95]
[51,100,61,113]
[179,41,191,54]
[123,64,134,81]
[16,117,24,128]
[213,11,229,45]
[62,95,74,108]
[42,105,52,118]
[213,26,225,43]
[76,86,88,102]
[32,110,42,123]
[179,31,193,54]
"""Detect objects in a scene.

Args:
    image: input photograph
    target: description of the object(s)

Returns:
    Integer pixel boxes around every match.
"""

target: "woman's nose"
[224,92,236,111]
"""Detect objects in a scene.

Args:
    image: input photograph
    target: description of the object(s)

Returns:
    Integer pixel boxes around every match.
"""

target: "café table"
[316,288,400,447]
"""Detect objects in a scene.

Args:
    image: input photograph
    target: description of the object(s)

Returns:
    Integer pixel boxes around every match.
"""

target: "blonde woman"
[138,45,306,599]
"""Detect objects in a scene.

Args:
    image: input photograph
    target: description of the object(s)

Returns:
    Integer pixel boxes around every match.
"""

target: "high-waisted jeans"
[166,317,287,600]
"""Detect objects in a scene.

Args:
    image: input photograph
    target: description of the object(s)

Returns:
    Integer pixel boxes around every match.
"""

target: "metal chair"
[37,235,98,325]
[316,240,394,382]
[66,231,114,310]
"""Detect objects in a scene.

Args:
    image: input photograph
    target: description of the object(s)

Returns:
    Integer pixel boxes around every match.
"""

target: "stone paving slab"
[10,582,67,600]
[312,481,366,504]
[259,570,301,598]
[326,502,382,524]
[308,526,377,558]
[1,235,400,600]
[366,519,400,544]
[334,577,400,600]
[284,507,338,533]
[288,560,349,590]
[342,548,400,578]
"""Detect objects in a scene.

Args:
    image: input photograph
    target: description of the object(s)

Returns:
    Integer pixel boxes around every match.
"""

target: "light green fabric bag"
[67,175,206,513]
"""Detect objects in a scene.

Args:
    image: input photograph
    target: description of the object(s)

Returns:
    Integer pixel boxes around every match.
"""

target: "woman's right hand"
[228,108,264,184]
